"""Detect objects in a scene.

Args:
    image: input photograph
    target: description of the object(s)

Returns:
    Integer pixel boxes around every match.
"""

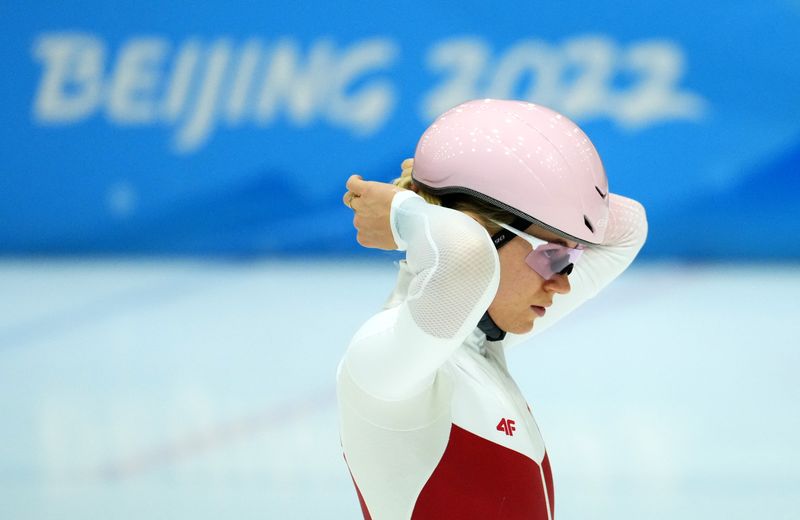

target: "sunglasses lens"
[525,245,582,279]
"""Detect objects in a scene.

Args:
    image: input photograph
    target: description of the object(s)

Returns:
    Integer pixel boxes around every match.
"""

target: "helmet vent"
[595,186,608,199]
[583,215,595,233]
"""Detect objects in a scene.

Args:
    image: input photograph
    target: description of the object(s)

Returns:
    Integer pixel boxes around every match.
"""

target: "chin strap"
[478,311,506,342]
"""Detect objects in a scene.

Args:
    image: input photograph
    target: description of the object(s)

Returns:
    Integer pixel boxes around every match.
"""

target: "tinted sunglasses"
[491,220,583,280]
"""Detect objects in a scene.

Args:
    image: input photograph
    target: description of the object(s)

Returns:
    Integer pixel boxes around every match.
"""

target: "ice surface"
[1,260,798,519]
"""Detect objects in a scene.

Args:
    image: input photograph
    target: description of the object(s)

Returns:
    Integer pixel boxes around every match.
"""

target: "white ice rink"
[1,260,799,520]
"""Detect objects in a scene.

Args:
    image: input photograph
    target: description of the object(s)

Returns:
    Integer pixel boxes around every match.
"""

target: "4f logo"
[496,418,516,436]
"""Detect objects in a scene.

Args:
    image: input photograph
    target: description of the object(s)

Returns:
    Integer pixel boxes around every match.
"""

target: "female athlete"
[338,99,648,520]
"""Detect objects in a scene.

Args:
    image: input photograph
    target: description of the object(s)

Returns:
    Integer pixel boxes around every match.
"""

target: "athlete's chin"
[506,318,535,335]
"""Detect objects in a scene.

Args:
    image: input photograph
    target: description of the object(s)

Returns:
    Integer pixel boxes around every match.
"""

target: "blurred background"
[2,1,799,518]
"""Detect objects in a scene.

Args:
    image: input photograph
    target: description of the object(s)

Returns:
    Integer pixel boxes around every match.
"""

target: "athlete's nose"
[545,272,571,295]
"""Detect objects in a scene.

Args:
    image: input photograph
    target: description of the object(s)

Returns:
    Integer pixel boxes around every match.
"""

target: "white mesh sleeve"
[502,193,648,348]
[342,193,500,400]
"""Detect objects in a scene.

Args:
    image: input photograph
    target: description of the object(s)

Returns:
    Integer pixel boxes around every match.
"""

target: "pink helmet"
[412,99,610,245]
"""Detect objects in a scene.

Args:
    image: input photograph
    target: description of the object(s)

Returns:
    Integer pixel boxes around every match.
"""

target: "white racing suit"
[338,191,647,519]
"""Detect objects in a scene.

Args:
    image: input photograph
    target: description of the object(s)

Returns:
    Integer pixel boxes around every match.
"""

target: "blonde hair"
[393,159,516,234]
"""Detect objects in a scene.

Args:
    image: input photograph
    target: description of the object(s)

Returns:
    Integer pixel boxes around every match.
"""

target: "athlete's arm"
[503,193,648,347]
[342,189,500,401]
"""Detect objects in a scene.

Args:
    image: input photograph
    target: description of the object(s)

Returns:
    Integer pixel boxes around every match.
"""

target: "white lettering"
[328,38,398,136]
[559,37,616,118]
[225,39,264,125]
[255,39,334,126]
[32,33,104,123]
[611,40,707,128]
[29,33,708,155]
[162,40,202,122]
[107,37,169,124]
[174,40,233,153]
[486,40,560,107]
[421,38,488,121]
[423,36,708,129]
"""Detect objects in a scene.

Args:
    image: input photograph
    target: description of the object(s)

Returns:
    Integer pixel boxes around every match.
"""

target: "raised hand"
[343,174,406,250]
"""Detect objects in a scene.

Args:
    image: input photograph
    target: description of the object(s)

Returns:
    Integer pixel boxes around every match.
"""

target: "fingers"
[401,158,414,170]
[342,190,360,210]
[344,174,364,210]
[342,175,399,250]
[346,174,365,194]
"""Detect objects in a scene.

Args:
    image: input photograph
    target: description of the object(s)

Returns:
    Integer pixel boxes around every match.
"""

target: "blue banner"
[2,1,799,259]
